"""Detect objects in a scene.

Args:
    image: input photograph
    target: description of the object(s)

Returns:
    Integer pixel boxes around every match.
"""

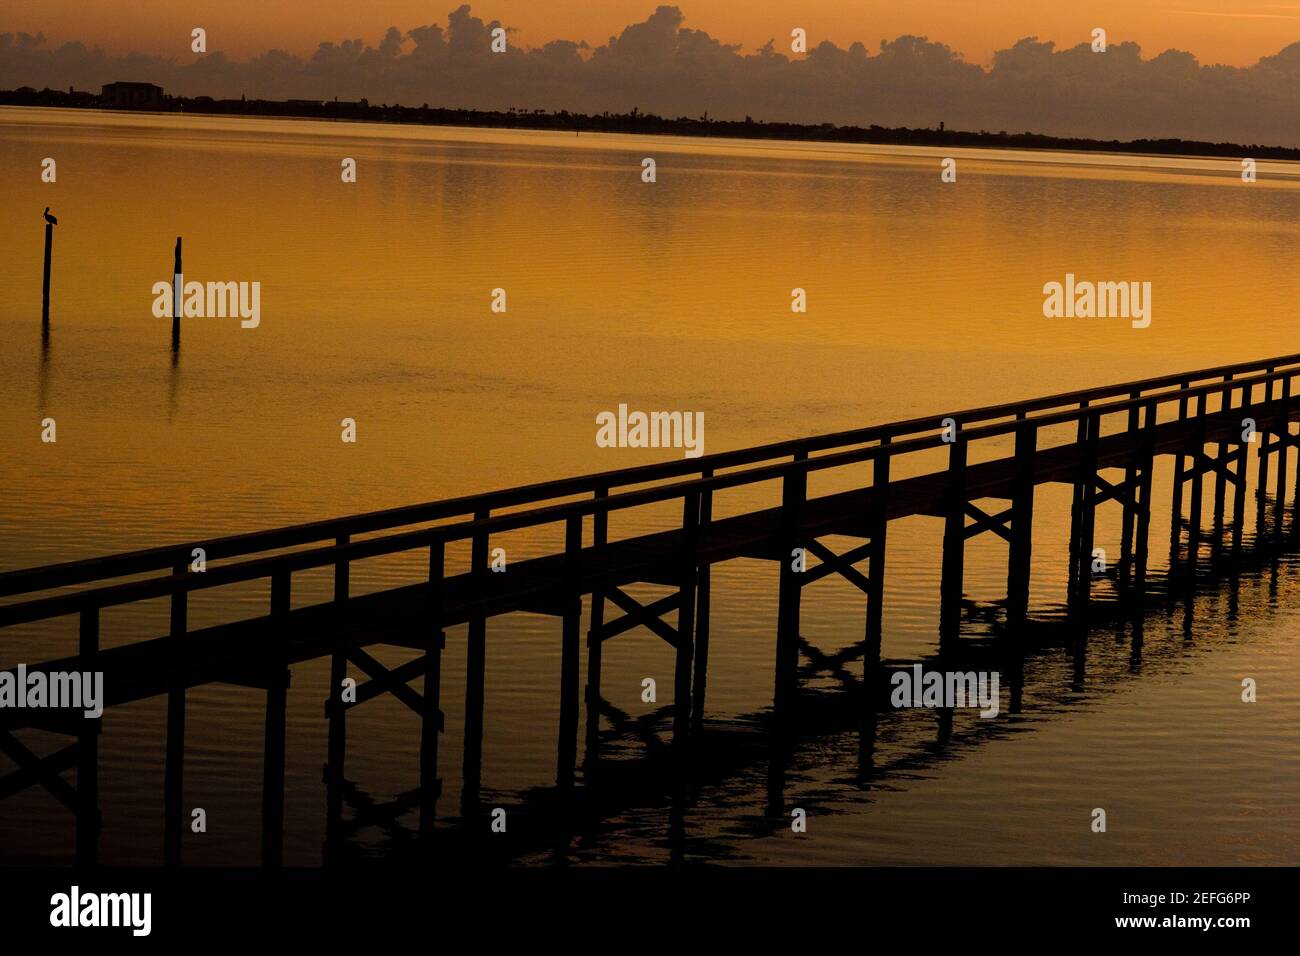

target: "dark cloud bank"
[6,4,1300,145]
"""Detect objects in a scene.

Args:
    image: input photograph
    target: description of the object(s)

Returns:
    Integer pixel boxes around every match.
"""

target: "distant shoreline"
[5,87,1300,162]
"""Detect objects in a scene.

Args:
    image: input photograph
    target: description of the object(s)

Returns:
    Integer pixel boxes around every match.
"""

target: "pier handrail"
[1,354,1296,603]
[0,360,1295,630]
[3,352,1297,601]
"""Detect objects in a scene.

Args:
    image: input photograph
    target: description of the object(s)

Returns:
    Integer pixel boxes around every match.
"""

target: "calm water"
[0,107,1296,865]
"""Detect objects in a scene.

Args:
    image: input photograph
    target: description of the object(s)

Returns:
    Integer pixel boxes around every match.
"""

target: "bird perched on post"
[43,207,58,225]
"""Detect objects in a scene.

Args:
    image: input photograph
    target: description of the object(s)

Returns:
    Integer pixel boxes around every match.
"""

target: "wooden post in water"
[41,217,54,328]
[171,237,182,352]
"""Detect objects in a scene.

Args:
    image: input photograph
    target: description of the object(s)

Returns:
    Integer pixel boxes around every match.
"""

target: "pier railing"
[2,354,1300,643]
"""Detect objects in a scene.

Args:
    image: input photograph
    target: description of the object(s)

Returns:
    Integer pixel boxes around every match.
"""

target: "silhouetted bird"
[43,207,58,225]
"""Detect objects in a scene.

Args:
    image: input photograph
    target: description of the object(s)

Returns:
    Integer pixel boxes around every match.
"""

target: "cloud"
[5,4,1300,145]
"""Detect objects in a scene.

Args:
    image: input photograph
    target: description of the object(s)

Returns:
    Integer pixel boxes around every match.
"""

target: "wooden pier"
[4,352,1300,865]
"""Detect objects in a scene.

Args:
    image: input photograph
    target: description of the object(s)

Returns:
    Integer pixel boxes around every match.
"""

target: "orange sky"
[6,0,1300,66]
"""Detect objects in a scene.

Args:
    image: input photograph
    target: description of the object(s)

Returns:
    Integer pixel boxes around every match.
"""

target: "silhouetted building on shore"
[101,82,164,109]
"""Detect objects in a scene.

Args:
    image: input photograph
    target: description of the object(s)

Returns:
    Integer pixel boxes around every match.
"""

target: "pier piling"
[419,543,446,844]
[1005,422,1036,632]
[164,556,188,866]
[938,438,968,649]
[773,466,806,717]
[584,488,608,749]
[75,607,100,867]
[673,493,699,742]
[690,477,714,732]
[557,516,582,787]
[261,572,291,867]
[462,512,489,813]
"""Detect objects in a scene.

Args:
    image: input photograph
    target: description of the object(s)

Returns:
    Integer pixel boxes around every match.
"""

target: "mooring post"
[557,515,583,788]
[673,492,699,742]
[690,474,714,733]
[164,555,188,867]
[76,606,101,867]
[773,456,807,718]
[584,488,608,749]
[261,571,290,867]
[462,511,489,814]
[419,542,445,845]
[41,218,54,328]
[171,237,182,351]
[938,435,968,650]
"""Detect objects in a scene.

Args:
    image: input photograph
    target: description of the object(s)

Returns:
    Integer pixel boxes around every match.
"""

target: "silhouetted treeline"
[5,84,1300,160]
